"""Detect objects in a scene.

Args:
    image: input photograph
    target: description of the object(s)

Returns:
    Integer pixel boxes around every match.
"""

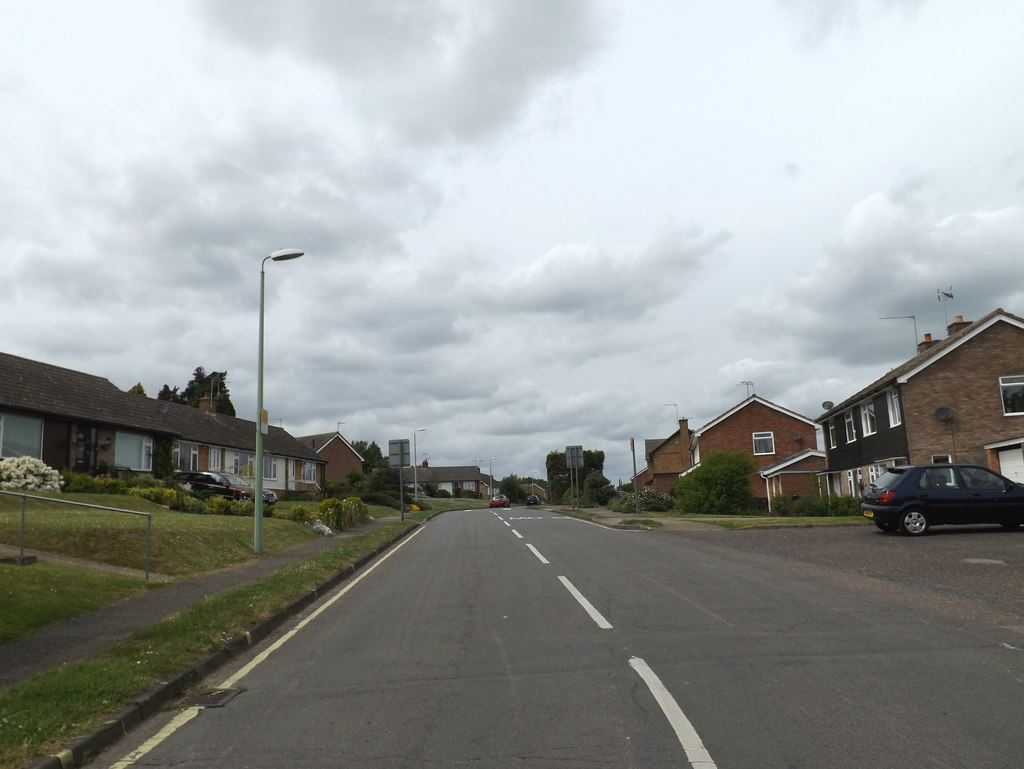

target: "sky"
[3,0,1024,486]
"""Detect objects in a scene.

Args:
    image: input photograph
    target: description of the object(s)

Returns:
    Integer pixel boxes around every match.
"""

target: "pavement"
[1,506,706,769]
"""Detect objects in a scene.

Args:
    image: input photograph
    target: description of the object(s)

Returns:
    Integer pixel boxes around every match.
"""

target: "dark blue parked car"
[861,464,1024,535]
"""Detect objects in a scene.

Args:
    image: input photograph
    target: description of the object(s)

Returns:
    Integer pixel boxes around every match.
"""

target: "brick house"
[687,395,825,505]
[296,431,364,484]
[818,309,1024,495]
[635,419,693,493]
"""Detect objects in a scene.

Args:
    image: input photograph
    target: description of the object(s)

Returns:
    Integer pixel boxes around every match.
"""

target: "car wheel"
[898,509,929,536]
[874,520,897,533]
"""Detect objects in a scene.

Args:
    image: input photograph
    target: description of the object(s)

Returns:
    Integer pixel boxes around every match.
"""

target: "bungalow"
[0,351,325,496]
[409,462,492,499]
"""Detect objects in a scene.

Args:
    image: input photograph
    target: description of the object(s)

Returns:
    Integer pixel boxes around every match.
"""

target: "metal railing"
[0,489,152,580]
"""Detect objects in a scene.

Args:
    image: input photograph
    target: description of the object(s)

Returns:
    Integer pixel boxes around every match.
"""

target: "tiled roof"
[0,351,320,462]
[818,308,1024,421]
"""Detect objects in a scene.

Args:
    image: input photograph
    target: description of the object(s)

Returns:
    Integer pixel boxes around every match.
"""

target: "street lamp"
[413,428,426,502]
[254,247,304,554]
[489,456,497,497]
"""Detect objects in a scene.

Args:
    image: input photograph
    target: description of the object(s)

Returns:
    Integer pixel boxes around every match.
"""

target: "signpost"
[566,445,583,510]
[389,439,411,521]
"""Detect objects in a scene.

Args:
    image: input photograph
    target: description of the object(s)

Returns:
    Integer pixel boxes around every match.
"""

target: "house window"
[226,451,241,473]
[827,420,837,449]
[845,469,856,494]
[868,464,884,483]
[844,411,857,443]
[174,442,199,471]
[860,402,877,436]
[262,455,278,481]
[1000,375,1024,415]
[0,413,44,459]
[931,454,951,464]
[752,432,775,455]
[302,462,315,482]
[208,448,222,471]
[114,432,153,472]
[887,390,902,426]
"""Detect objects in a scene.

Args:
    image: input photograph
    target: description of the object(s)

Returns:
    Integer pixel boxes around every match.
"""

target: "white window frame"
[931,454,952,464]
[302,461,316,482]
[208,447,222,471]
[844,411,857,443]
[262,455,278,482]
[1000,375,1024,416]
[887,390,902,427]
[114,432,153,472]
[827,420,837,449]
[752,431,775,455]
[860,402,877,436]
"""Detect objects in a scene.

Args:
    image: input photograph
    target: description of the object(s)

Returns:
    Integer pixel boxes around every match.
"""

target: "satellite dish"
[821,401,834,410]
[935,406,954,421]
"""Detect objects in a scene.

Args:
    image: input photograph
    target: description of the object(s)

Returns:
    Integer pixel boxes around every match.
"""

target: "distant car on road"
[489,494,511,508]
[525,494,540,506]
[861,463,1024,535]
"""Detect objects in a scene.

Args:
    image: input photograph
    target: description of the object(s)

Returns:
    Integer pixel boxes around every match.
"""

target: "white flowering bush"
[0,456,64,493]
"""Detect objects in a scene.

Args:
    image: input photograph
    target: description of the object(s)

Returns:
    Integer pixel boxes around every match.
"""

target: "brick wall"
[902,322,1024,466]
[318,439,364,482]
[700,401,818,493]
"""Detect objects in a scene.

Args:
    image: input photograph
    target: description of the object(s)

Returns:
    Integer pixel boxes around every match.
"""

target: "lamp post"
[413,428,426,502]
[254,248,304,554]
[489,456,497,497]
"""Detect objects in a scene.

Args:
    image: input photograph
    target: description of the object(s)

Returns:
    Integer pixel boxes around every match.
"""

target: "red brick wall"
[699,401,817,493]
[318,439,364,482]
[902,322,1024,466]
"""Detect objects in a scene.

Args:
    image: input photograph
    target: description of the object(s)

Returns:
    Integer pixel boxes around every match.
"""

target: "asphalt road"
[94,509,1024,769]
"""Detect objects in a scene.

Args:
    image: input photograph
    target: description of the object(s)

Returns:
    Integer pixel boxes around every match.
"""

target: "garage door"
[999,447,1024,482]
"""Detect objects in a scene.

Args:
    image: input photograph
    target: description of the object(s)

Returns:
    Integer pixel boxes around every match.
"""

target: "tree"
[351,440,385,473]
[128,382,147,396]
[546,448,605,504]
[157,366,236,416]
[673,450,755,515]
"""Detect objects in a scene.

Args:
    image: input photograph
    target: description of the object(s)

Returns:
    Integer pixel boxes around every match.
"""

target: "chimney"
[946,314,972,337]
[198,394,215,413]
[917,333,938,354]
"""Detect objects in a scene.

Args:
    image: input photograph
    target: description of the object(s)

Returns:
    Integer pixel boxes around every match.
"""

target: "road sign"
[389,439,410,468]
[566,445,583,468]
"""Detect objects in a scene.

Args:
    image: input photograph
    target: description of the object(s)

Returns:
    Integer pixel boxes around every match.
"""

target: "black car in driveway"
[861,463,1024,535]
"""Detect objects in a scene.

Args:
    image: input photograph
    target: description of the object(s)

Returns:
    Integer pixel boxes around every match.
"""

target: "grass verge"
[0,521,414,769]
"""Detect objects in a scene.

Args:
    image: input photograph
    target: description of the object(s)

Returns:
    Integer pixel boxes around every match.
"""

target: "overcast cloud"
[3,0,1023,485]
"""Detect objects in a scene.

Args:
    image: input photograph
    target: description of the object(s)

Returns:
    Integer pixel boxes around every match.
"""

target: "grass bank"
[0,522,414,769]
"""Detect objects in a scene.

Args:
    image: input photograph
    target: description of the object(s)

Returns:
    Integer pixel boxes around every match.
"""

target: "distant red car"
[489,494,511,508]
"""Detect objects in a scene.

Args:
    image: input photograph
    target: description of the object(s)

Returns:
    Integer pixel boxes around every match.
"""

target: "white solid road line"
[107,526,426,768]
[526,543,549,563]
[629,656,718,769]
[557,576,613,629]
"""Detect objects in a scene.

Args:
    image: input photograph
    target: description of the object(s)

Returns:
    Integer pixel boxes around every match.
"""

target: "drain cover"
[178,688,243,708]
